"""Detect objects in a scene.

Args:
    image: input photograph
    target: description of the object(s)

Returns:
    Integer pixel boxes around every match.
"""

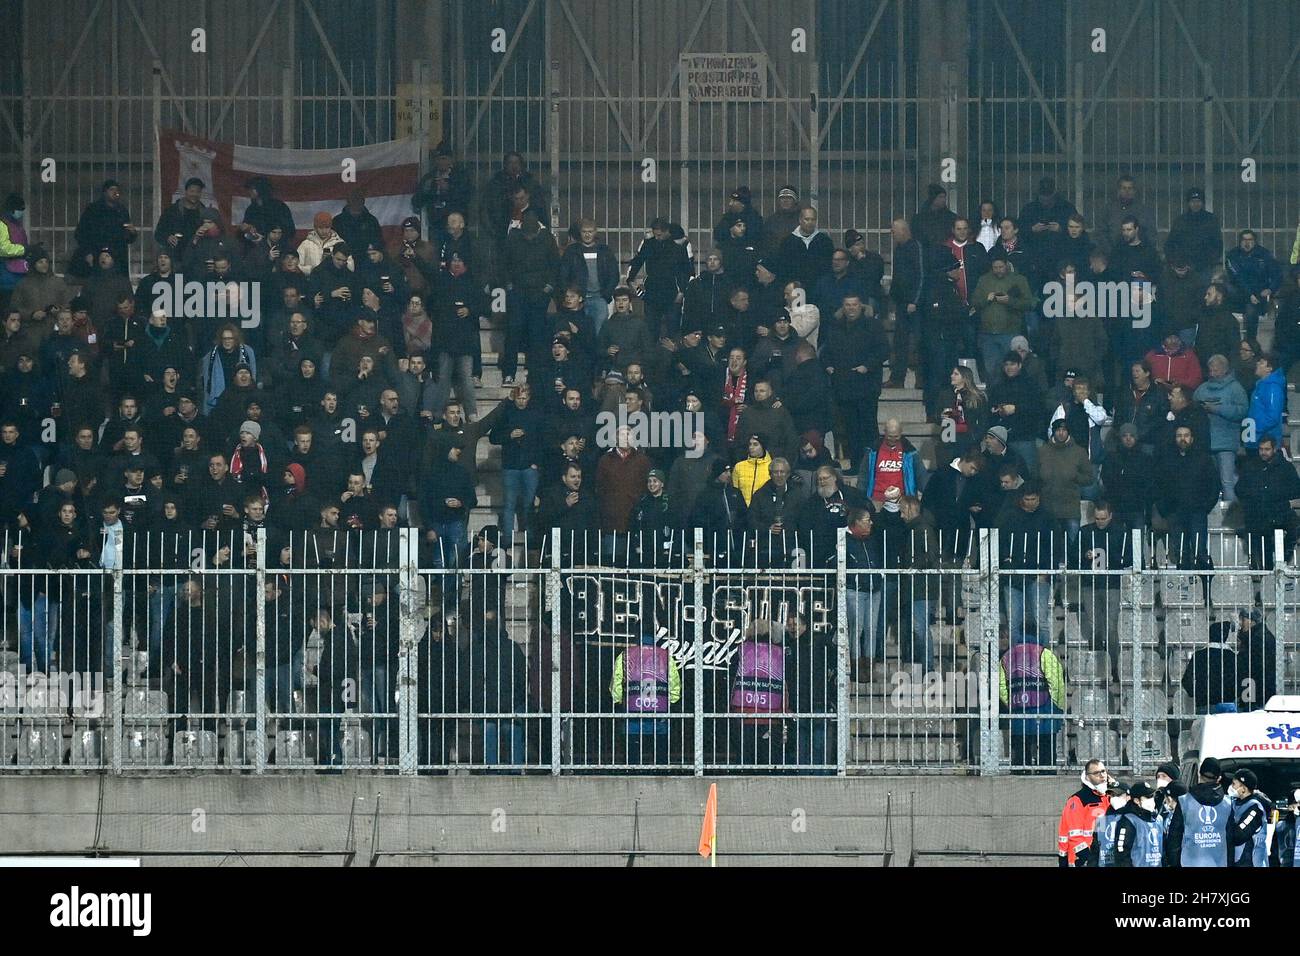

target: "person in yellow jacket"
[732,433,772,506]
[610,627,683,766]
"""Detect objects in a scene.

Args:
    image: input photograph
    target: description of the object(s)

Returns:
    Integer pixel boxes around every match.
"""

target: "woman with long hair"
[941,365,987,454]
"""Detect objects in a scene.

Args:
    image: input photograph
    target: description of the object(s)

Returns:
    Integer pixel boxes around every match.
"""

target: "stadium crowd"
[2,157,1300,767]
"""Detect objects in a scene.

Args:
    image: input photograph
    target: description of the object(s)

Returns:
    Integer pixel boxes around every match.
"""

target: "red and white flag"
[158,127,420,241]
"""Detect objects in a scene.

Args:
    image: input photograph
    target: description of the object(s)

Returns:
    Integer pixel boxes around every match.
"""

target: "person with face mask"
[1086,782,1132,867]
[1109,782,1164,867]
[1166,757,1233,867]
[1228,769,1272,867]
[1272,784,1300,868]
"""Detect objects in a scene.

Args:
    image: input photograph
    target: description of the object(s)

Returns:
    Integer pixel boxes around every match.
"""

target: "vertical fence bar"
[152,61,162,275]
[549,57,560,232]
[549,528,562,775]
[281,65,294,149]
[679,67,689,239]
[397,527,419,775]
[1126,528,1146,774]
[808,59,819,212]
[254,528,268,773]
[1275,530,1289,703]
[1072,62,1084,211]
[1203,85,1215,215]
[835,527,849,775]
[693,528,704,777]
[110,534,125,775]
[978,528,1000,774]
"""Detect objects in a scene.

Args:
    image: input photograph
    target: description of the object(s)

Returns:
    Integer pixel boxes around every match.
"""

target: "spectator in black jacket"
[1101,424,1156,530]
[988,350,1045,475]
[627,217,691,339]
[538,462,600,563]
[682,251,733,335]
[1165,188,1223,284]
[1111,359,1169,454]
[1155,425,1221,569]
[777,207,835,290]
[998,480,1062,642]
[910,183,958,250]
[1235,435,1300,569]
[822,294,889,472]
[1182,621,1240,714]
[922,449,984,561]
[491,383,547,548]
[559,219,620,335]
[1072,501,1131,681]
[412,146,474,239]
[1017,177,1078,289]
[888,218,925,388]
[501,213,559,386]
[781,343,833,437]
[1235,609,1277,711]
[711,185,764,247]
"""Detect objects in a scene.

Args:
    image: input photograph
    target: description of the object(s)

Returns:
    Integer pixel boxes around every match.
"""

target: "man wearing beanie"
[910,183,958,249]
[1166,757,1233,867]
[296,210,343,274]
[230,420,272,497]
[1166,187,1223,284]
[763,184,801,257]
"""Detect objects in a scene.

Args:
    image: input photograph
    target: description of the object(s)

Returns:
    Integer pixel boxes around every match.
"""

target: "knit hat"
[1009,335,1030,353]
[926,182,947,199]
[239,420,262,441]
[313,211,333,229]
[1118,423,1139,439]
[402,215,421,231]
[777,185,798,201]
[54,469,77,486]
[647,468,666,484]
[284,462,307,494]
[986,425,1009,447]
[1199,757,1223,779]
[1156,762,1180,781]
[1185,187,1204,202]
[729,186,752,203]
[1128,782,1155,799]
[843,229,864,247]
[1232,769,1258,790]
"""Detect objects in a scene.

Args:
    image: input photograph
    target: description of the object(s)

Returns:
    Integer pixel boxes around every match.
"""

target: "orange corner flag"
[698,783,717,864]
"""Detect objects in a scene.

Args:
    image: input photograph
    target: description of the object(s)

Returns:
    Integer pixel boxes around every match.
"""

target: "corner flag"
[698,783,717,865]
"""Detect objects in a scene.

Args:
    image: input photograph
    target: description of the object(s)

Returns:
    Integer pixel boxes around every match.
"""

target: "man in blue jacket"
[1226,229,1283,340]
[1244,351,1286,451]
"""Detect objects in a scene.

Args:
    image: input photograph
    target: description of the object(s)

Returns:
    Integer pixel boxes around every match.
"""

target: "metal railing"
[2,526,1297,774]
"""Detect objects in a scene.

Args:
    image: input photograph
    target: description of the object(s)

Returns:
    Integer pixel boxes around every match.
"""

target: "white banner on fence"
[680,53,769,102]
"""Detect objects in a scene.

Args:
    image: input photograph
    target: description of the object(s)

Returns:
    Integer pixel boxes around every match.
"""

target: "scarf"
[721,369,748,442]
[202,344,252,413]
[229,442,268,480]
[403,308,433,354]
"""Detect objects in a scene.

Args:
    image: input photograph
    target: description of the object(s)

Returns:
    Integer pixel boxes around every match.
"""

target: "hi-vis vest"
[731,641,787,715]
[1231,795,1269,867]
[1092,813,1119,867]
[1002,643,1050,709]
[1179,792,1232,867]
[623,646,670,714]
[1130,814,1165,867]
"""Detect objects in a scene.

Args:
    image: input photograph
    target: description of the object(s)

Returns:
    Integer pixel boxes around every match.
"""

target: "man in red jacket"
[1058,758,1116,865]
[1144,332,1203,394]
[596,426,653,562]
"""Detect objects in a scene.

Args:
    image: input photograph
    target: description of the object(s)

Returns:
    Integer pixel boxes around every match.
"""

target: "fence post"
[679,68,690,239]
[152,61,162,241]
[1126,527,1147,775]
[281,66,294,150]
[1072,62,1084,212]
[1274,529,1289,706]
[396,527,419,775]
[110,534,125,775]
[836,527,849,775]
[808,60,819,212]
[1202,86,1215,214]
[548,57,561,232]
[549,528,562,775]
[978,528,1001,775]
[253,528,267,773]
[693,528,705,777]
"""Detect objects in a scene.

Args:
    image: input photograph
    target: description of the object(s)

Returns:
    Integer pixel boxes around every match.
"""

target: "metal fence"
[3,526,1297,775]
[6,49,1299,282]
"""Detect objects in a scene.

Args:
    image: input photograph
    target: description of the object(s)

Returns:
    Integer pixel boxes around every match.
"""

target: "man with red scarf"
[720,346,752,446]
[230,420,272,499]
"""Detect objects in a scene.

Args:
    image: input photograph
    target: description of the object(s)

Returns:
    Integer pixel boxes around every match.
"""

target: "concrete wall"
[0,773,1068,866]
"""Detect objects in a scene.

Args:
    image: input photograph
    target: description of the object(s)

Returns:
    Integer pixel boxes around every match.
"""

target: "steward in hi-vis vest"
[1112,782,1165,867]
[1228,769,1271,868]
[1167,757,1232,867]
